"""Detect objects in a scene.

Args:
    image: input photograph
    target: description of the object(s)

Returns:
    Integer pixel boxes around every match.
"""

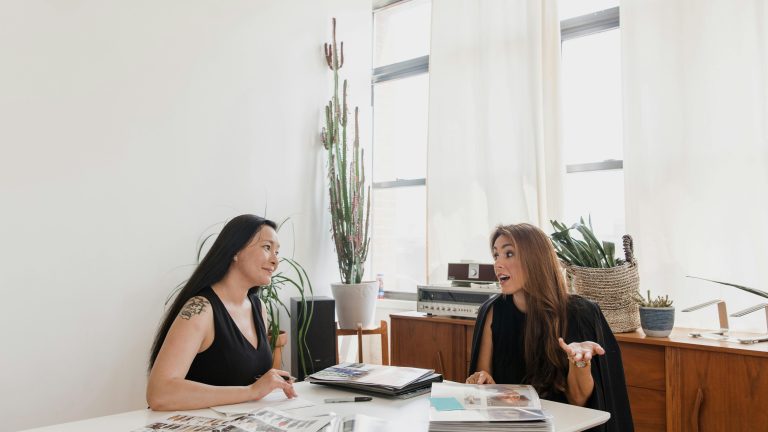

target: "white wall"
[0,1,371,430]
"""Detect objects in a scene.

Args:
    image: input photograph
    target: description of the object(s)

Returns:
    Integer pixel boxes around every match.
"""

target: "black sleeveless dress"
[490,295,569,403]
[185,287,273,386]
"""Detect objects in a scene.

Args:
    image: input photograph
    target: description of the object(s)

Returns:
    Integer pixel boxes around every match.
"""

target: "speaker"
[290,296,336,381]
[447,262,496,283]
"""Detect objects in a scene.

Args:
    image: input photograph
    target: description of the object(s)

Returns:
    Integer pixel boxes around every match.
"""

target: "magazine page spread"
[131,408,330,432]
[429,382,546,423]
[309,362,433,389]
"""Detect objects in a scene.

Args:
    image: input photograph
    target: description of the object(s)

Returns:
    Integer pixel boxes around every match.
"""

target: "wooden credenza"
[390,312,475,382]
[615,328,768,432]
[391,312,768,432]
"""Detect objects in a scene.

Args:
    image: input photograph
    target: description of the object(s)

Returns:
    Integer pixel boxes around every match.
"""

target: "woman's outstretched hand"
[249,368,297,400]
[558,337,605,366]
[466,370,496,384]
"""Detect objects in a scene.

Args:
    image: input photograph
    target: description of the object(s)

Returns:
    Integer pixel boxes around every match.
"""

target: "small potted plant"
[634,289,675,337]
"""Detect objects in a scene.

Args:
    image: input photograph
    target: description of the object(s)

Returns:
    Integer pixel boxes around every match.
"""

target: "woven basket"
[565,235,640,333]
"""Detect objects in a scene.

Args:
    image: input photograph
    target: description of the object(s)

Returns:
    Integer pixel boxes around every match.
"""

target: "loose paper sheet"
[211,391,315,416]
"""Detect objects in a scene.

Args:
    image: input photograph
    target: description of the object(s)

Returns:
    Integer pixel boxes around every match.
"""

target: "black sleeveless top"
[185,287,273,386]
[490,295,568,403]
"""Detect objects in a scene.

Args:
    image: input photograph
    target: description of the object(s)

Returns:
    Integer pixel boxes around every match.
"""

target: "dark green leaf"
[687,276,768,299]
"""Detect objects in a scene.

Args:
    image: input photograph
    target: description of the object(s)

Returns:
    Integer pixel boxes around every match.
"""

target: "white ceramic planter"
[331,281,378,329]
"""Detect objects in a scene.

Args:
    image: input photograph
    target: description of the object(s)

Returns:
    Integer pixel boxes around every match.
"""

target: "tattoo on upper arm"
[179,296,209,320]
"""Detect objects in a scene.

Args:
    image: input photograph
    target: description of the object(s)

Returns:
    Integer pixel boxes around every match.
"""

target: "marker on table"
[254,374,296,382]
[324,397,373,403]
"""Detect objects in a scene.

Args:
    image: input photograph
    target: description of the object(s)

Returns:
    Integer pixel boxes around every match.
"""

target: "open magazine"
[131,408,331,432]
[428,383,552,432]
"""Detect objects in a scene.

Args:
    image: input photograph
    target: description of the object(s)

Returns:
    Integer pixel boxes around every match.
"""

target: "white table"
[21,382,609,431]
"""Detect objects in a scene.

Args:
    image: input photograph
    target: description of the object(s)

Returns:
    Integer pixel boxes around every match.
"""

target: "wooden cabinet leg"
[380,320,389,365]
[357,324,363,363]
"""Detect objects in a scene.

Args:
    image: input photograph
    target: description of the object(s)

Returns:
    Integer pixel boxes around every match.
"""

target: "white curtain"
[623,0,768,331]
[427,0,563,283]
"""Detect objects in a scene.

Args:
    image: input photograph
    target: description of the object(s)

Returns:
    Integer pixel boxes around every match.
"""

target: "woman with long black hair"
[146,215,296,410]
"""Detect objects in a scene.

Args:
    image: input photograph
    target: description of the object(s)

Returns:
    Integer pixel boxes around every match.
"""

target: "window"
[559,1,625,246]
[369,0,623,295]
[370,0,431,296]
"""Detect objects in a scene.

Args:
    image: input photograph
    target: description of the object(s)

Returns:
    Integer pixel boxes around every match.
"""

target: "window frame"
[559,5,625,245]
[560,6,622,175]
[561,6,619,41]
[370,0,430,300]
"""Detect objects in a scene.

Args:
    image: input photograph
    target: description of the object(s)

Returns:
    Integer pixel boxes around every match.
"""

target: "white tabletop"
[21,382,609,432]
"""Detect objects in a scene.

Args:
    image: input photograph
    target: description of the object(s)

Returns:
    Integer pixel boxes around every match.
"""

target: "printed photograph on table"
[463,394,481,407]
[486,387,531,408]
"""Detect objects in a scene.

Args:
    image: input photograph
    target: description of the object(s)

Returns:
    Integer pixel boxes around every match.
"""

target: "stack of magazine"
[428,382,553,432]
[307,362,442,399]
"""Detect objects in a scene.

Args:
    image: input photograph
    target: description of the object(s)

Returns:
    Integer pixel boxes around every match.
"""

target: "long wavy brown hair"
[491,223,569,397]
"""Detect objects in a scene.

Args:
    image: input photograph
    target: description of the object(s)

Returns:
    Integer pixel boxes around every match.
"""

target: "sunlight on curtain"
[623,0,768,331]
[426,0,563,283]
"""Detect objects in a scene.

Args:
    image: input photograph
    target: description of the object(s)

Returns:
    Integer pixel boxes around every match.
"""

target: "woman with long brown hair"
[467,223,633,431]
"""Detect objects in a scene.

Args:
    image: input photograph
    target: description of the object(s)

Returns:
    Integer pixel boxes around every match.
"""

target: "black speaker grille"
[290,296,336,381]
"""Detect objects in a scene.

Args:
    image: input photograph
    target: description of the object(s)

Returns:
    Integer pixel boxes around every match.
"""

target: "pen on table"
[324,397,373,403]
[254,374,296,382]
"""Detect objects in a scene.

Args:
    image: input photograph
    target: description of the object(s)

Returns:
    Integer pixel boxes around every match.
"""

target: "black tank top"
[490,295,528,385]
[490,295,568,403]
[185,287,273,386]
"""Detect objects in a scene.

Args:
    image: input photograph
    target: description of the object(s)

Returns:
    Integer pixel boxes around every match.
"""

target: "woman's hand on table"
[466,370,496,384]
[250,368,297,400]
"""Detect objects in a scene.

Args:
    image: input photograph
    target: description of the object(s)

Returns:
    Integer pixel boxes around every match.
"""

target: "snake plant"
[687,275,768,300]
[550,217,619,268]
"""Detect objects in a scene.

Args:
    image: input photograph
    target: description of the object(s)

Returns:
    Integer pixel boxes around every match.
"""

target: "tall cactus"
[321,18,371,284]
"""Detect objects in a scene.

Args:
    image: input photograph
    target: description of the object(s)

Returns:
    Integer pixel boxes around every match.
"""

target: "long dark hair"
[149,214,277,369]
[491,223,569,397]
